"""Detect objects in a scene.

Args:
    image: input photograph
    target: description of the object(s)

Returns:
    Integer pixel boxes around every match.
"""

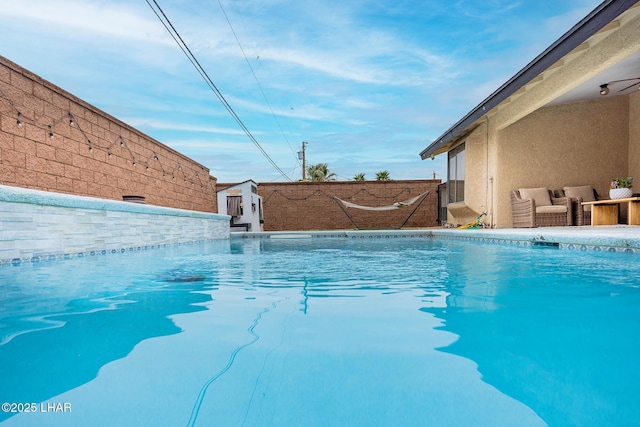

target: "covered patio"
[420,0,640,229]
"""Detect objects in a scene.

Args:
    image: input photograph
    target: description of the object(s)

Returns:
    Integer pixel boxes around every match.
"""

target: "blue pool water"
[1,236,639,426]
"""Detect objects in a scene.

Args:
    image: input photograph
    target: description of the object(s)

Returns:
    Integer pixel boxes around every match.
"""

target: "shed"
[216,180,263,232]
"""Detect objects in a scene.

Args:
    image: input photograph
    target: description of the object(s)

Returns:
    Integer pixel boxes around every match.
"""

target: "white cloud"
[0,0,601,183]
[454,0,522,19]
[0,0,168,44]
[126,118,248,136]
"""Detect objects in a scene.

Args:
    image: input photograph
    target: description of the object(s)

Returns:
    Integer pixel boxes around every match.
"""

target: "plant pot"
[609,188,633,199]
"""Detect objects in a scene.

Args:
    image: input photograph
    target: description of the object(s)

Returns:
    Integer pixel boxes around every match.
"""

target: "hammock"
[332,191,431,229]
[333,191,430,211]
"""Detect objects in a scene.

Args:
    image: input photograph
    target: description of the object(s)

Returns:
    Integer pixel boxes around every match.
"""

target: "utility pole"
[298,141,307,181]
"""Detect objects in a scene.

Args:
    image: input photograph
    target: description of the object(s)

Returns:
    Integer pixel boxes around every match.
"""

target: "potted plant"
[610,177,633,199]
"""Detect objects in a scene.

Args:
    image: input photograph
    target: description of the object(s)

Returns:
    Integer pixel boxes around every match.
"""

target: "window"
[448,143,465,203]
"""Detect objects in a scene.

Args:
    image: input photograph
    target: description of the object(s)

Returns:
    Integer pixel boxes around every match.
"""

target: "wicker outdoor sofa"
[553,185,604,226]
[511,188,573,228]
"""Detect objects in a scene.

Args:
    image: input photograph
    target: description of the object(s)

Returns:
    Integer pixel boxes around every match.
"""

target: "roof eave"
[420,0,637,160]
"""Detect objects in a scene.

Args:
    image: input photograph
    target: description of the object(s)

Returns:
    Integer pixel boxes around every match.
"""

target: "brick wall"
[259,180,440,231]
[0,55,217,213]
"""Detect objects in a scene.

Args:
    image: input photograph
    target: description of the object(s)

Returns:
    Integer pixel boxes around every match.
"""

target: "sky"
[0,0,602,183]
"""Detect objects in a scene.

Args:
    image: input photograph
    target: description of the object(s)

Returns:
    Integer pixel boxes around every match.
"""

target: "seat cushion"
[519,187,552,207]
[563,186,595,202]
[536,205,567,214]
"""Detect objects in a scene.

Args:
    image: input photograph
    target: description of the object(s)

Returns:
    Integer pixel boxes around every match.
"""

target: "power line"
[266,165,301,182]
[145,0,292,181]
[216,0,301,167]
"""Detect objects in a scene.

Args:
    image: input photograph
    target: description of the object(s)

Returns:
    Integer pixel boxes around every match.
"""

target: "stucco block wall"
[629,91,640,180]
[0,55,217,213]
[447,121,491,226]
[494,96,629,227]
[259,180,439,231]
[0,184,229,263]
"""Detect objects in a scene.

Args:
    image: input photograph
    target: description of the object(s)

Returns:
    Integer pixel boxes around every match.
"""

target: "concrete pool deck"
[232,226,640,253]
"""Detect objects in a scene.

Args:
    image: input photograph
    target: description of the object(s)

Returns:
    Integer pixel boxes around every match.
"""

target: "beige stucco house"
[421,0,640,228]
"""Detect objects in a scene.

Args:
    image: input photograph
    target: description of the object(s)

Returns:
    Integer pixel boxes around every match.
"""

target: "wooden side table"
[582,197,640,225]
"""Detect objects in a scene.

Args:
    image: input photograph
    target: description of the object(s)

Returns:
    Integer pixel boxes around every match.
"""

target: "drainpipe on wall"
[485,116,494,228]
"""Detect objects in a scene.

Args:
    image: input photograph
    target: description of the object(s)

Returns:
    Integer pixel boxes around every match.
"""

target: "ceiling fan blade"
[617,81,640,92]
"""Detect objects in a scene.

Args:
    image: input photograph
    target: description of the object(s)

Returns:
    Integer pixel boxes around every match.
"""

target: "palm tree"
[306,163,337,182]
[375,170,391,181]
[353,173,366,181]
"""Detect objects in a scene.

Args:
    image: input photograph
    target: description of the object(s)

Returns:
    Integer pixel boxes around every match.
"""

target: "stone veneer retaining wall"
[0,184,229,263]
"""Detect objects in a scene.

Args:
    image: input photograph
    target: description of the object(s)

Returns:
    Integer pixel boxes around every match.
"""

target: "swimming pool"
[1,236,639,426]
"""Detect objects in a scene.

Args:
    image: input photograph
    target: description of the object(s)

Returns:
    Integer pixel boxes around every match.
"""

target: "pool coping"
[0,184,228,220]
[5,226,639,265]
[232,226,640,254]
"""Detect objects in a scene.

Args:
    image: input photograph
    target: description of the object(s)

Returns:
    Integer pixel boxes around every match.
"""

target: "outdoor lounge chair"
[554,185,604,226]
[510,188,573,228]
